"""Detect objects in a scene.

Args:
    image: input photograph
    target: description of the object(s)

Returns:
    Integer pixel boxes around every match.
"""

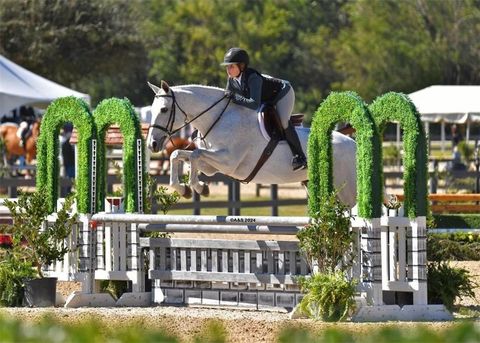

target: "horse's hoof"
[200,184,210,197]
[182,186,192,199]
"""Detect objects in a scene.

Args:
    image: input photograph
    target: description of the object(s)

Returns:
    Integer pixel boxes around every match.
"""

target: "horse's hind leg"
[170,149,193,198]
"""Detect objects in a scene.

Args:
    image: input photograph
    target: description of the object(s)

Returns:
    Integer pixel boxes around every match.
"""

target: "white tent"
[409,85,480,148]
[0,54,90,116]
[409,85,480,123]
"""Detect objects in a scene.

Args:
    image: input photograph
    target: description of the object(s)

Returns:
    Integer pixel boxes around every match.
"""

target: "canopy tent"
[409,85,480,149]
[0,54,90,116]
[409,85,480,124]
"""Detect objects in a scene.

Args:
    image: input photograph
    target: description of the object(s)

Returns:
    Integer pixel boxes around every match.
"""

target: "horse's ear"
[161,80,170,93]
[147,81,161,95]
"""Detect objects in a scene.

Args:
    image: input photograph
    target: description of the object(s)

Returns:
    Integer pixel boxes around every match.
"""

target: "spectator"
[451,124,463,148]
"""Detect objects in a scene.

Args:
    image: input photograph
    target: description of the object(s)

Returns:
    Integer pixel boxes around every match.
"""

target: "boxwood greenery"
[369,92,428,218]
[93,98,146,213]
[37,97,146,214]
[36,97,94,213]
[434,214,480,230]
[308,91,383,218]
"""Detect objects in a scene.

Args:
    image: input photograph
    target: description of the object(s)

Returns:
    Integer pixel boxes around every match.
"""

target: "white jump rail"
[40,212,433,310]
[90,213,312,226]
[41,213,426,310]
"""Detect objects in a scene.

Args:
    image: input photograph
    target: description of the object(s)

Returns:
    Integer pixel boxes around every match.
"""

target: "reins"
[149,89,231,149]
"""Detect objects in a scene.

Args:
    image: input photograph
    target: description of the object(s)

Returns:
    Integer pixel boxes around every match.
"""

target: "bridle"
[148,89,231,147]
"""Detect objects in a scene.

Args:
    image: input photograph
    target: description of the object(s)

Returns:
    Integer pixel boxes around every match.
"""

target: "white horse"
[146,81,357,207]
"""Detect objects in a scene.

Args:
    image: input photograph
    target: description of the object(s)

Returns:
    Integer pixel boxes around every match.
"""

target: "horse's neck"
[173,85,230,134]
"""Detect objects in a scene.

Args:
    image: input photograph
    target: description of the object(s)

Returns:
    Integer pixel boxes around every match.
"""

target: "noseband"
[148,91,181,137]
[148,89,231,142]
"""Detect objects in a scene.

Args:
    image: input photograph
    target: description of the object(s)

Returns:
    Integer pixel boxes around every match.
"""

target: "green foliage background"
[0,0,150,106]
[36,97,94,213]
[93,98,146,213]
[434,214,480,229]
[1,0,479,119]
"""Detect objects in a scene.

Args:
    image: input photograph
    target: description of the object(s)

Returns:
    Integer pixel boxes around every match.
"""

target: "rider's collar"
[233,74,242,86]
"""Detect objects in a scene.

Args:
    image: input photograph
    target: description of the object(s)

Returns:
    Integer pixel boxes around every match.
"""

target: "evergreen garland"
[36,97,94,213]
[308,92,383,218]
[369,92,428,218]
[93,98,146,213]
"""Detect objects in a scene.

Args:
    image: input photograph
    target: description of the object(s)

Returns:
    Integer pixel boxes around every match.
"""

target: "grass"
[166,194,308,216]
[0,314,479,343]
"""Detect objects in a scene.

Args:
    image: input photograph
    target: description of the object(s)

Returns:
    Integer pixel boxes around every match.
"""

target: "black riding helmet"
[221,47,249,66]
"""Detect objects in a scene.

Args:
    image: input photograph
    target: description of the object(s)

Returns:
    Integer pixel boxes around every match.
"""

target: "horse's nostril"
[152,141,157,150]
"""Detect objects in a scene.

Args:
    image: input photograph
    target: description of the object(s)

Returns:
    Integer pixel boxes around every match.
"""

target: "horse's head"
[147,80,180,153]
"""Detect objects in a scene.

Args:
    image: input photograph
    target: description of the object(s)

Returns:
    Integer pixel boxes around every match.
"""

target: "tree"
[142,0,347,122]
[0,0,151,106]
[333,0,480,101]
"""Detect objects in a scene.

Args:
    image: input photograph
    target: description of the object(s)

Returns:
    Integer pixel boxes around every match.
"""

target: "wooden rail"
[396,193,480,213]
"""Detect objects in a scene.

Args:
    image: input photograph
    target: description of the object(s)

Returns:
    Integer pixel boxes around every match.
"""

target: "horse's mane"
[173,84,224,93]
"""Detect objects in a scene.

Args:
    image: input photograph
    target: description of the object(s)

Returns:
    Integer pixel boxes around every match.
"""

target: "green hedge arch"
[369,92,428,218]
[308,91,383,218]
[93,98,146,213]
[36,97,94,213]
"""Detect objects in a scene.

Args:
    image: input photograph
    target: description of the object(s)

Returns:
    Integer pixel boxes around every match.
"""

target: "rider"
[221,47,307,171]
[17,106,36,148]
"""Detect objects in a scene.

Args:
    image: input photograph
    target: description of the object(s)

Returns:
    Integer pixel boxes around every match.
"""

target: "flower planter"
[0,234,13,248]
[24,277,57,307]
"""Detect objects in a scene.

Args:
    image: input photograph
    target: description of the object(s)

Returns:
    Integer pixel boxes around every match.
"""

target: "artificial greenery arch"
[308,91,383,218]
[93,98,146,213]
[369,92,428,218]
[36,96,94,213]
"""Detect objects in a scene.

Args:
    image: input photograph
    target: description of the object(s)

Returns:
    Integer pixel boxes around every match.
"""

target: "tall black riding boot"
[19,130,26,148]
[284,121,307,171]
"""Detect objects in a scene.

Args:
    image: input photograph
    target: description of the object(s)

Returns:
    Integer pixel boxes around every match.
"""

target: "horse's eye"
[161,107,168,113]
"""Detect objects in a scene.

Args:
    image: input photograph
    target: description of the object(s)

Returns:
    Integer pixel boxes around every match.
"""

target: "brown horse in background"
[157,136,196,175]
[0,121,40,174]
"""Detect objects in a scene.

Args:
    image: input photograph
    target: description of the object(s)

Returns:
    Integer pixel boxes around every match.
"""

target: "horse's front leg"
[169,149,193,198]
[189,148,231,196]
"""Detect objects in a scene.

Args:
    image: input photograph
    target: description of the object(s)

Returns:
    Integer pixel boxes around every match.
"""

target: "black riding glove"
[224,90,234,99]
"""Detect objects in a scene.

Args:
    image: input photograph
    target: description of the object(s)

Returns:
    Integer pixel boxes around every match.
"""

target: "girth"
[237,135,280,184]
[234,105,283,184]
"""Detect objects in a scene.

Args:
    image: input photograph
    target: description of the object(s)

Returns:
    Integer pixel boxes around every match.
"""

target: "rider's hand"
[225,90,234,99]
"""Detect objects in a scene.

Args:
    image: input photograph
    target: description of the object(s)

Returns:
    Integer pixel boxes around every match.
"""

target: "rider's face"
[226,64,241,78]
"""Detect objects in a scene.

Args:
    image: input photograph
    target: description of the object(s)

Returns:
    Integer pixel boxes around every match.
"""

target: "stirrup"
[292,155,307,171]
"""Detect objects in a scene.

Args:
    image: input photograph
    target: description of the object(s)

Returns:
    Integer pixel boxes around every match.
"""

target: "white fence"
[41,211,427,309]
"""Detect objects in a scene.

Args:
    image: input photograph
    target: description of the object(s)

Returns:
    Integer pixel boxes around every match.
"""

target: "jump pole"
[91,213,311,226]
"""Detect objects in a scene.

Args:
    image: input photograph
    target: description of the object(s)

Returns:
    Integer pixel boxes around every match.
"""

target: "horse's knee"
[170,150,180,160]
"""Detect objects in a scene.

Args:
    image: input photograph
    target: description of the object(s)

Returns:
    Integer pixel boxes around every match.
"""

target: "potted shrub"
[0,190,77,307]
[297,190,357,321]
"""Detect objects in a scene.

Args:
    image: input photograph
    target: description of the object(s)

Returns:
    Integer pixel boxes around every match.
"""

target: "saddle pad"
[257,105,303,140]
